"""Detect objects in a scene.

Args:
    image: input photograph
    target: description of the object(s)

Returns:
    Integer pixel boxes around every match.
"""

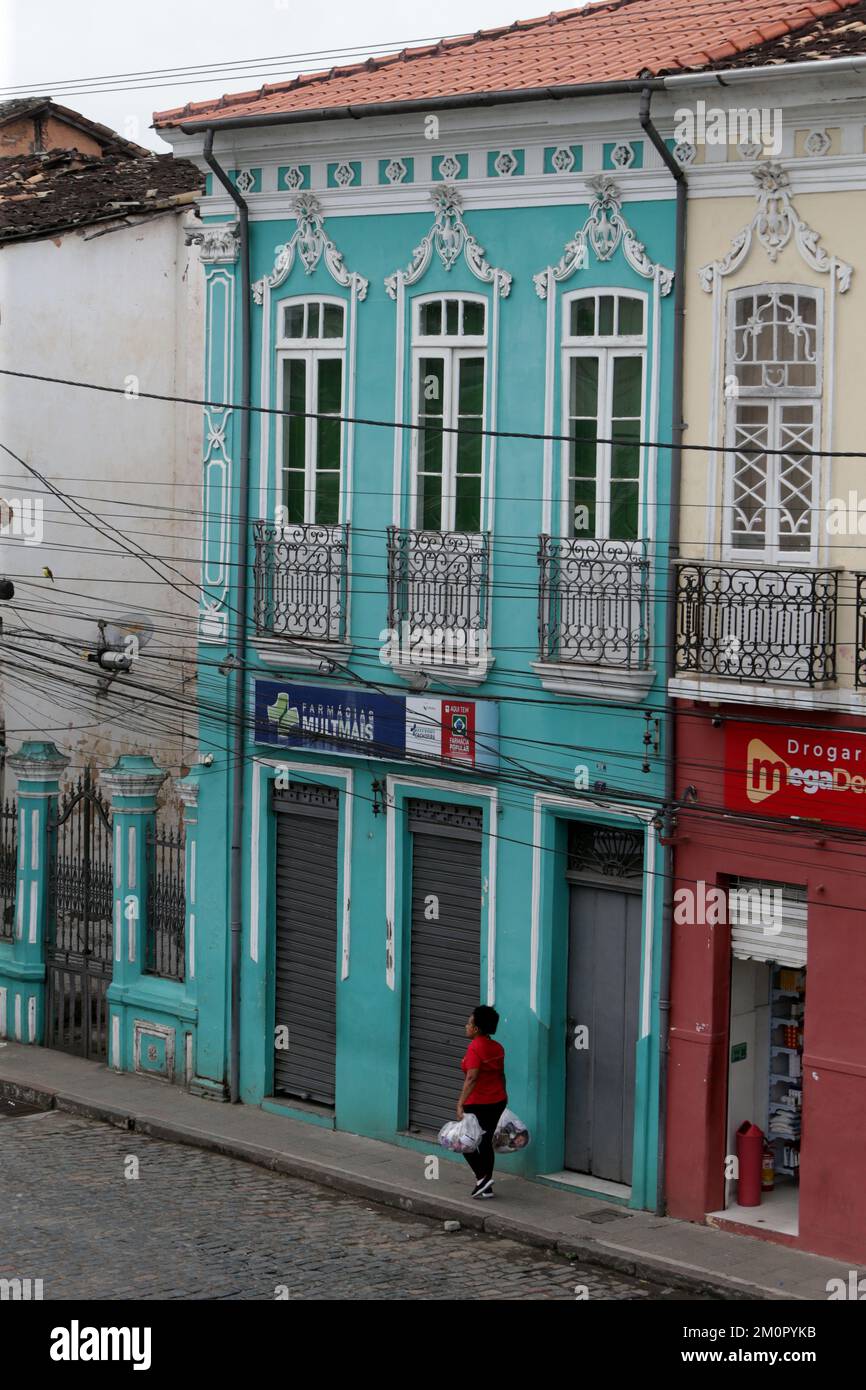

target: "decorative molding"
[437,153,462,181]
[610,141,635,170]
[699,162,853,293]
[534,175,674,299]
[200,263,235,642]
[384,157,408,185]
[252,194,369,303]
[384,184,512,299]
[551,145,576,174]
[235,168,256,195]
[804,129,831,158]
[282,164,305,190]
[185,222,240,264]
[493,150,518,177]
[738,141,764,162]
[133,1019,176,1083]
[673,141,697,168]
[333,161,356,188]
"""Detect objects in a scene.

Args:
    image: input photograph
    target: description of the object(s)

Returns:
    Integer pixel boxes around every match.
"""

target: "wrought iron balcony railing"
[386,528,490,666]
[855,574,866,689]
[253,521,349,644]
[538,536,650,669]
[675,562,838,687]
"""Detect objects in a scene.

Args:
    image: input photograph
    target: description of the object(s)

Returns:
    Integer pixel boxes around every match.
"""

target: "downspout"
[202,129,251,1104]
[638,88,686,1216]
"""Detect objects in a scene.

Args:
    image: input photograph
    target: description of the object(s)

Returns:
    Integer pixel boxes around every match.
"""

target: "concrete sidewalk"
[0,1040,853,1301]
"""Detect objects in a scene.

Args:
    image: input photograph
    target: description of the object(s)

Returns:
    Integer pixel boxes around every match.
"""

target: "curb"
[0,1076,791,1301]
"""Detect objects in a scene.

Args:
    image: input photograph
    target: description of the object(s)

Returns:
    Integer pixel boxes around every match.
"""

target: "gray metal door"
[273,783,339,1105]
[407,800,482,1133]
[565,883,642,1184]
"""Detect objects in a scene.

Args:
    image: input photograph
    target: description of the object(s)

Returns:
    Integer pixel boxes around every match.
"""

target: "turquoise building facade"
[153,101,679,1209]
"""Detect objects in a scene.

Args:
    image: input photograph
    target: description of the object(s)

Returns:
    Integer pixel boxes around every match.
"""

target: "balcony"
[855,575,866,689]
[533,537,652,701]
[675,562,838,690]
[385,528,491,684]
[253,521,349,669]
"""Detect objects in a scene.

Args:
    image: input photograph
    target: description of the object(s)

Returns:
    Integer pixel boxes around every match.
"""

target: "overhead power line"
[3,366,866,461]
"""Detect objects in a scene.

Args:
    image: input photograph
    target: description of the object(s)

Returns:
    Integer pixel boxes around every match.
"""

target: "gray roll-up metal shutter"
[728,877,807,968]
[273,782,339,1105]
[407,800,483,1133]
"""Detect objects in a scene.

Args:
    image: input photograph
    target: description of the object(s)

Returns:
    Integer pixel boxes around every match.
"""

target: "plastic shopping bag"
[438,1114,483,1154]
[493,1107,530,1152]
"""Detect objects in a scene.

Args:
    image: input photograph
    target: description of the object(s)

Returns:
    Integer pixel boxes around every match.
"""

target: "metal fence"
[145,818,186,982]
[0,796,16,941]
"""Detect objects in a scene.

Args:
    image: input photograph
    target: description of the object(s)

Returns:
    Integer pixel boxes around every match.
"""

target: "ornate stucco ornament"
[699,162,852,293]
[252,194,369,302]
[186,222,240,264]
[533,175,674,299]
[384,184,512,299]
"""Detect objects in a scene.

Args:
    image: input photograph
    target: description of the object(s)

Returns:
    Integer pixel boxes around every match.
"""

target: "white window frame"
[410,292,488,534]
[559,289,647,541]
[722,284,823,566]
[276,294,347,526]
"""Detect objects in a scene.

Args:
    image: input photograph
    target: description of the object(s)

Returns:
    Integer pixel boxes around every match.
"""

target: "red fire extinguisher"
[736,1121,764,1207]
[762,1141,775,1192]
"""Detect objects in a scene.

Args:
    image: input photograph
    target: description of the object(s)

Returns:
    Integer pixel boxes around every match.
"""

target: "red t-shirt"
[461,1035,506,1105]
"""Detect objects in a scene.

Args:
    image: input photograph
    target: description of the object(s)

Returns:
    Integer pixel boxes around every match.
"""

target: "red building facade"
[667,700,866,1263]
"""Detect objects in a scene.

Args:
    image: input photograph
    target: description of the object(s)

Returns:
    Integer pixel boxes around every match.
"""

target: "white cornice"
[200,171,684,223]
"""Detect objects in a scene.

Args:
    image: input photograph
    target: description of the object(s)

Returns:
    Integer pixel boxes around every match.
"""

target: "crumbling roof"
[0,96,151,156]
[154,0,865,128]
[0,147,203,244]
[700,0,866,64]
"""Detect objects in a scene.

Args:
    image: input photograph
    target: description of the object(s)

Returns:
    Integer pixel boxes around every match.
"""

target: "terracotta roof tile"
[154,0,864,127]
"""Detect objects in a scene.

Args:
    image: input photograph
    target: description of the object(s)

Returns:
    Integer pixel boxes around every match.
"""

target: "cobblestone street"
[0,1110,703,1301]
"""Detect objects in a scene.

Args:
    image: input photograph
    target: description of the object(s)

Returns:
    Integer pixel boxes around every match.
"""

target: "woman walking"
[456,1005,507,1198]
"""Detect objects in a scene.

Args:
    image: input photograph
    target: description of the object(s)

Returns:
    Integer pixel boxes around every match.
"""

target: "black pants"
[463,1100,507,1181]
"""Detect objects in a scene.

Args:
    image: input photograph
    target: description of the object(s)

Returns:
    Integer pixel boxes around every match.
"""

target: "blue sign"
[254,681,406,759]
[254,680,500,771]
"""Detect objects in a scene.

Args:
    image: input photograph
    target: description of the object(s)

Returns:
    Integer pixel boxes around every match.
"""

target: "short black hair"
[472,1005,499,1036]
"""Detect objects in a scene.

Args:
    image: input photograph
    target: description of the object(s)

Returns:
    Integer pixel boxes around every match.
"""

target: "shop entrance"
[272,782,340,1106]
[721,878,806,1236]
[406,799,482,1134]
[564,823,644,1187]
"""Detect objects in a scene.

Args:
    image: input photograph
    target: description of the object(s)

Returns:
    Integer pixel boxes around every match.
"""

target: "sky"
[0,0,579,151]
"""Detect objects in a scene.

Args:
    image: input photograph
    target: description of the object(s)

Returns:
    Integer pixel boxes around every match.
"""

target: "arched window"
[562,290,646,541]
[724,285,822,561]
[276,297,346,525]
[411,294,487,533]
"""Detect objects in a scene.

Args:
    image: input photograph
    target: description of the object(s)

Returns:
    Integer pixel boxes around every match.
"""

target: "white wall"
[0,209,204,784]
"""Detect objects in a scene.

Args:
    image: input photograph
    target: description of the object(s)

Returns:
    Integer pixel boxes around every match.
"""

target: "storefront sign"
[254,680,499,771]
[725,721,866,828]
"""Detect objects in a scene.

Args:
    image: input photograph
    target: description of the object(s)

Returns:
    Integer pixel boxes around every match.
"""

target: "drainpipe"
[202,129,251,1104]
[639,88,686,1216]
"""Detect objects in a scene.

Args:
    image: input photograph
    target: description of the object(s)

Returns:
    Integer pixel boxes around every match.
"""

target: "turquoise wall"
[189,188,676,1207]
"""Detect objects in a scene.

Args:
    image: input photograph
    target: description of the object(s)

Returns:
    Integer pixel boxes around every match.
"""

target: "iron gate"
[46,769,114,1057]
